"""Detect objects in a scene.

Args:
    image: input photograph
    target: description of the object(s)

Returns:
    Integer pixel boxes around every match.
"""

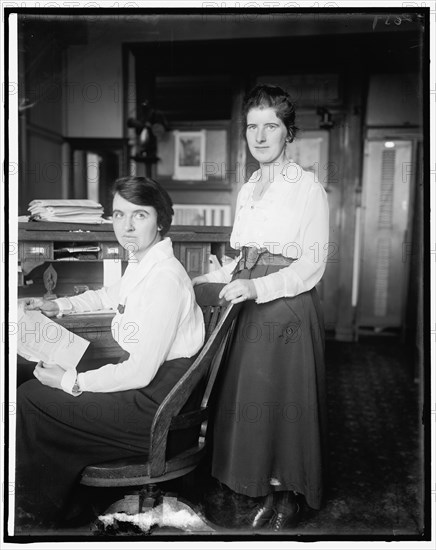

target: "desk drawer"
[100,242,126,260]
[19,241,53,261]
[173,243,210,278]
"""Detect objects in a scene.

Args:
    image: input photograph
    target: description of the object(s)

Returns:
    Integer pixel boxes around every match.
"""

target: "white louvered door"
[358,139,413,329]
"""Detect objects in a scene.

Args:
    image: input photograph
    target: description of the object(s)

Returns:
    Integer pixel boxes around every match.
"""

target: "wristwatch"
[72,374,81,395]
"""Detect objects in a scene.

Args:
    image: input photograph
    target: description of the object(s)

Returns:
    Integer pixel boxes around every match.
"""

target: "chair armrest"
[147,302,241,477]
[169,407,208,430]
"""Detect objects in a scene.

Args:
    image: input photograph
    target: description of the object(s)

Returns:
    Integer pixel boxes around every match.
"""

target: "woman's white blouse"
[54,238,205,394]
[204,163,330,303]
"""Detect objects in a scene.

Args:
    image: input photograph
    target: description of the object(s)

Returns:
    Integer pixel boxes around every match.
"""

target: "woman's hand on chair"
[24,298,59,317]
[33,361,64,389]
[219,280,257,304]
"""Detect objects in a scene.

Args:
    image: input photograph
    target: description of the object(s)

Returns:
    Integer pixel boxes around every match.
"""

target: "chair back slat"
[202,307,213,337]
[206,306,221,339]
[169,407,208,430]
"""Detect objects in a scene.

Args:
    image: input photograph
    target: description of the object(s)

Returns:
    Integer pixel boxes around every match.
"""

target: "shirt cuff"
[77,372,87,392]
[54,297,74,317]
[61,369,82,396]
[252,277,270,304]
[206,258,239,284]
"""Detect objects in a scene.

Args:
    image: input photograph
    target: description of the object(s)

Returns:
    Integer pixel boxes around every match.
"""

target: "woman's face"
[112,192,162,262]
[246,107,288,166]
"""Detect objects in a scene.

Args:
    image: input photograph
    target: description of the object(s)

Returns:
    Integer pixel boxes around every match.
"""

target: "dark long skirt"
[15,356,194,528]
[211,263,327,510]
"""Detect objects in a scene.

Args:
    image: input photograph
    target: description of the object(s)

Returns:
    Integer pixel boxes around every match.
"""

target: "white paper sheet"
[17,307,90,370]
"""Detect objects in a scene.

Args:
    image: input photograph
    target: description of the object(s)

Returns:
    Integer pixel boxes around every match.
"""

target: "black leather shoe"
[270,502,302,531]
[249,504,275,529]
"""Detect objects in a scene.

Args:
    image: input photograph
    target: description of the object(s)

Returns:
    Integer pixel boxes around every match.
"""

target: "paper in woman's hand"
[16,307,89,370]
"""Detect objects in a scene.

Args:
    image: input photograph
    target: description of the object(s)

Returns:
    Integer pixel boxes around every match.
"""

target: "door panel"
[358,139,412,328]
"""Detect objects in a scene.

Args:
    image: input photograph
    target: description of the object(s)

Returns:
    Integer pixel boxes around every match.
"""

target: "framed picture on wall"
[173,130,206,180]
[156,122,230,187]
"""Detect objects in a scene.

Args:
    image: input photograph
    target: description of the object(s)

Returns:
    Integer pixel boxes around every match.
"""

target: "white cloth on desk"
[55,238,205,394]
[201,163,330,304]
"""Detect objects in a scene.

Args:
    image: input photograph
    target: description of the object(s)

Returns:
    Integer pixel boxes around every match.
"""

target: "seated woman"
[15,176,205,530]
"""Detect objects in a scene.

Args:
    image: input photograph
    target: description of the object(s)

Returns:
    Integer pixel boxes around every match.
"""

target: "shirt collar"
[249,159,297,184]
[129,237,173,269]
[119,237,174,303]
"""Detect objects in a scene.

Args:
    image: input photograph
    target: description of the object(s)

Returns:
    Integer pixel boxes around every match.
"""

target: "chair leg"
[139,483,161,512]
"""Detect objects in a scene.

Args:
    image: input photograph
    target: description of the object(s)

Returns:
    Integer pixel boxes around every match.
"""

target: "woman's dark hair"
[112,176,174,236]
[242,84,298,142]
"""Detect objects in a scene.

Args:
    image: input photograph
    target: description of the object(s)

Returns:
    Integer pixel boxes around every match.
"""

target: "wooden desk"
[56,312,123,360]
[17,221,232,356]
[16,311,123,367]
[18,221,232,278]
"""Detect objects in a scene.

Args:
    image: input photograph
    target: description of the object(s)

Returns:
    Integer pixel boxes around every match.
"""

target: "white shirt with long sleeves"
[204,162,330,303]
[55,238,205,394]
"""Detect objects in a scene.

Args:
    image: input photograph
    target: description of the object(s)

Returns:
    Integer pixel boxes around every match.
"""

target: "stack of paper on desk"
[17,307,90,370]
[28,199,105,223]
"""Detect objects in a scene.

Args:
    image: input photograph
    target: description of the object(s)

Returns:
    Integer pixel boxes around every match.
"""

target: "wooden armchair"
[80,284,240,513]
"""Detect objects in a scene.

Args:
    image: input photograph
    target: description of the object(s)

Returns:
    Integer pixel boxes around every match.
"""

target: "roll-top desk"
[18,222,232,362]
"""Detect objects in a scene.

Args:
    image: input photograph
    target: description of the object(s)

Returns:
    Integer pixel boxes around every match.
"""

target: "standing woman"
[192,84,329,531]
[16,176,205,529]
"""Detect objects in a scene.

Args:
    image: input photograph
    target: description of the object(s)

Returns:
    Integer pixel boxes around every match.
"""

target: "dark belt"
[233,246,295,274]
